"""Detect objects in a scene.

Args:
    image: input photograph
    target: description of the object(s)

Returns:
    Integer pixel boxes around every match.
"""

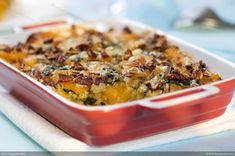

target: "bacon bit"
[57,74,73,82]
[35,47,44,54]
[123,49,132,60]
[74,75,93,86]
[94,76,108,85]
[164,67,189,84]
[166,72,187,81]
[145,58,157,70]
[56,55,66,63]
[123,26,132,34]
[155,36,168,50]
[43,38,53,44]
[73,62,84,70]
[185,64,193,71]
[27,45,35,51]
[101,51,109,58]
[199,60,206,68]
[76,43,91,51]
[46,80,57,87]
[151,34,160,44]
[165,69,188,81]
[46,52,65,62]
[176,62,182,67]
[146,34,168,51]
[26,33,38,43]
[30,69,42,79]
[87,50,97,58]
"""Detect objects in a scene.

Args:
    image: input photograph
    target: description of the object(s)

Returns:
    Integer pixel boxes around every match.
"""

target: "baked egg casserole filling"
[0,25,221,106]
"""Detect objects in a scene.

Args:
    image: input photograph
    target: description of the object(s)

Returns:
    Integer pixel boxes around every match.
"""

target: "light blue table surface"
[0,0,235,152]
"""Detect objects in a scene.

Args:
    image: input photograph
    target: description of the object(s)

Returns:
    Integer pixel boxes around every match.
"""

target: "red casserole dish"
[0,19,235,146]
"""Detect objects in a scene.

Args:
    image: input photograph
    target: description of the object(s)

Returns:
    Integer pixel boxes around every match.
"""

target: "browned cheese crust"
[0,25,221,105]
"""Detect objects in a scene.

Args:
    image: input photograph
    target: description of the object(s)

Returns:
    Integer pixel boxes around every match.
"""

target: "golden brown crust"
[0,25,221,106]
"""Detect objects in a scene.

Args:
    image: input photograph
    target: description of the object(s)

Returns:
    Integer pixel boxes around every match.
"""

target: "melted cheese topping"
[0,25,221,106]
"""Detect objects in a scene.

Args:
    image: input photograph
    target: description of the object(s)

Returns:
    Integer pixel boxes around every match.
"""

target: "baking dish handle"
[13,18,73,33]
[137,85,220,109]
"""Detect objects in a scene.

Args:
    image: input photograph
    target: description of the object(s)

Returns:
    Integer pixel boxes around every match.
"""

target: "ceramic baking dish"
[0,19,235,146]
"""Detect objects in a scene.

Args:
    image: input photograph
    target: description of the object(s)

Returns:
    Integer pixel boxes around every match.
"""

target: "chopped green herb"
[63,88,75,94]
[83,97,97,105]
[100,102,106,106]
[68,92,80,102]
[42,65,55,76]
[59,65,71,70]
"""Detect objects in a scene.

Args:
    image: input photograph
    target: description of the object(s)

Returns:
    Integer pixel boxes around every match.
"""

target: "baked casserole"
[0,25,221,106]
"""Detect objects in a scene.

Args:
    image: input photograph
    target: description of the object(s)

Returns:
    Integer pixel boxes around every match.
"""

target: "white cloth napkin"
[0,86,234,152]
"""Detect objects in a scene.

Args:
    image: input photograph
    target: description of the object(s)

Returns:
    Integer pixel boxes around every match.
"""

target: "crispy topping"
[72,62,84,70]
[35,47,44,54]
[199,60,207,68]
[76,43,91,51]
[101,51,109,58]
[146,34,168,51]
[94,76,108,85]
[123,26,132,34]
[87,50,97,58]
[57,74,73,82]
[123,49,132,60]
[14,43,24,51]
[56,55,66,63]
[0,24,221,106]
[165,69,187,81]
[26,33,38,43]
[29,69,42,79]
[96,32,106,41]
[185,64,193,70]
[43,38,54,44]
[84,97,97,105]
[74,75,93,86]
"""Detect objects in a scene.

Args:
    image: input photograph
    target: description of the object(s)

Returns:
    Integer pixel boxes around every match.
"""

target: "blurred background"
[0,0,235,63]
[0,0,235,151]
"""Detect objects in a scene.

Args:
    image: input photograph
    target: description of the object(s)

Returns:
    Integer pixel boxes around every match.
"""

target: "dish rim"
[0,18,235,111]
